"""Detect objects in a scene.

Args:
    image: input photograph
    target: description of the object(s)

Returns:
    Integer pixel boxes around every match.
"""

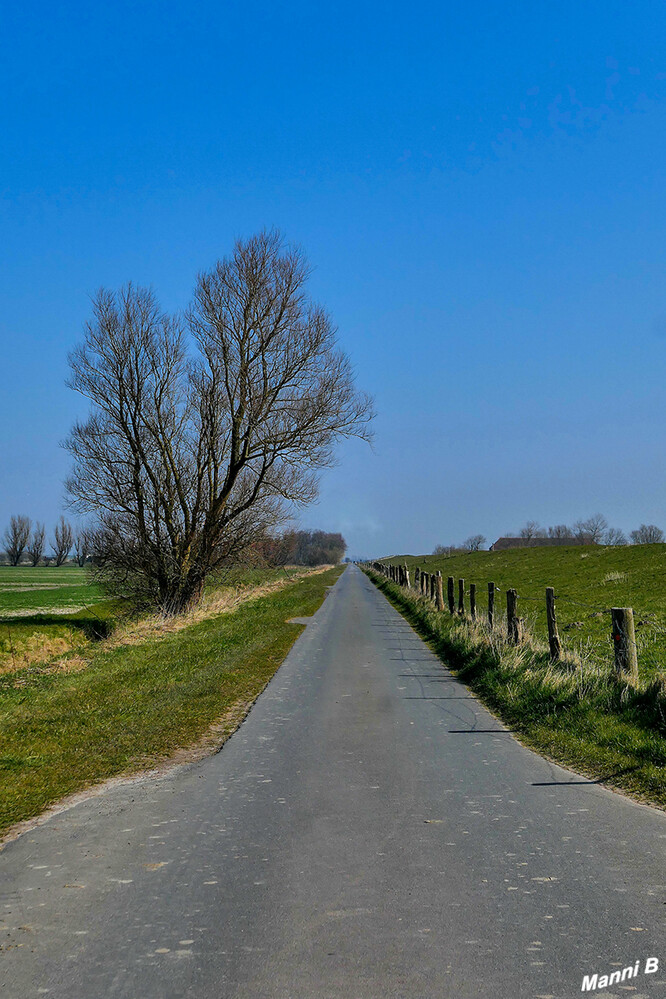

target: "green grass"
[384,544,666,680]
[365,566,666,809]
[0,566,343,836]
[0,565,104,615]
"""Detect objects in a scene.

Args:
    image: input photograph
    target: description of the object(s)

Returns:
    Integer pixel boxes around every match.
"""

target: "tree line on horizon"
[2,515,346,570]
[433,514,664,555]
[2,515,91,567]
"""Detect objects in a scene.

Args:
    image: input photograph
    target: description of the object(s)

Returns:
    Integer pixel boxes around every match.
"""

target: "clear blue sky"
[2,0,666,559]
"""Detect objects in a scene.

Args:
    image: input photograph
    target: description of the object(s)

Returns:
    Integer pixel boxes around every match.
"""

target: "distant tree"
[463,534,486,551]
[51,517,73,566]
[74,527,93,567]
[65,234,373,613]
[604,527,628,546]
[274,529,346,566]
[3,515,31,566]
[573,514,608,544]
[432,544,461,555]
[519,521,546,540]
[26,522,46,566]
[547,524,573,539]
[630,524,664,544]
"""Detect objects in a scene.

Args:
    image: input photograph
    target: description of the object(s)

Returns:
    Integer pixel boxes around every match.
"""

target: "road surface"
[1,565,664,998]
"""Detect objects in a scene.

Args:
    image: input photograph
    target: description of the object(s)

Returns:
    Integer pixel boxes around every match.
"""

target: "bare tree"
[604,527,627,546]
[463,534,486,551]
[65,232,374,613]
[26,522,46,566]
[547,524,573,539]
[74,527,93,567]
[630,524,664,544]
[51,517,73,566]
[3,515,31,566]
[519,520,545,540]
[573,514,608,544]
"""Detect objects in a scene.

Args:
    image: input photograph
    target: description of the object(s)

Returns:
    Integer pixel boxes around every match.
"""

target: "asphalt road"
[1,564,664,998]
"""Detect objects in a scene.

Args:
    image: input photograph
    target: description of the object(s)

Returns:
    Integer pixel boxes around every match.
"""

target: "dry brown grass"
[0,631,89,676]
[106,566,330,650]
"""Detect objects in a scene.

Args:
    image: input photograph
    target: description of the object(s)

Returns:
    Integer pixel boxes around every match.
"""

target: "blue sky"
[2,0,666,558]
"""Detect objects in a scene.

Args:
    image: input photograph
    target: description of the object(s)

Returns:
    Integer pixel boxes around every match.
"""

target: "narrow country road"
[1,565,664,998]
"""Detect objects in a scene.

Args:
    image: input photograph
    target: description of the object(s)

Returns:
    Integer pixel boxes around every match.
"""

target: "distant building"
[489,536,595,551]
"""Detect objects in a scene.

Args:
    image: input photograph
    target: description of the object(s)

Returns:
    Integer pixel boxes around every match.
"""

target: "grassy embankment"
[0,564,343,837]
[367,545,666,808]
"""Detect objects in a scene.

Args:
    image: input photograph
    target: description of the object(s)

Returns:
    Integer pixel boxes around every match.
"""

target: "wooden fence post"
[507,588,519,644]
[611,608,638,681]
[421,572,427,596]
[436,571,444,611]
[447,576,455,614]
[430,573,436,601]
[470,583,476,621]
[545,587,561,660]
[458,578,465,615]
[488,582,495,629]
[405,568,411,588]
[415,567,420,590]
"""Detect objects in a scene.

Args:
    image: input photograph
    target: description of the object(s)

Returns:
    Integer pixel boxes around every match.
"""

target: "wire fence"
[365,560,660,682]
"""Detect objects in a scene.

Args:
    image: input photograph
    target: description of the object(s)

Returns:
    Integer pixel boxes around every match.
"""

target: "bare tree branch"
[630,524,664,544]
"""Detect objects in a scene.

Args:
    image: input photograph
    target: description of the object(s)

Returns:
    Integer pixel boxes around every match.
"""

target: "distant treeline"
[2,515,347,571]
[1,515,90,567]
[257,530,347,567]
[433,515,664,555]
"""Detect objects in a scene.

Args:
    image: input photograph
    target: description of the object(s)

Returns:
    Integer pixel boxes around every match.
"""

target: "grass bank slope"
[365,566,666,809]
[0,566,343,838]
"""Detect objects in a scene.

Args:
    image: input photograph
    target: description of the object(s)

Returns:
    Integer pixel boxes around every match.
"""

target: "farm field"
[0,565,104,616]
[384,544,666,679]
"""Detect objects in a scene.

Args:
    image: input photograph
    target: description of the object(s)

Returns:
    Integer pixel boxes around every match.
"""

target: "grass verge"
[364,569,666,810]
[0,566,343,838]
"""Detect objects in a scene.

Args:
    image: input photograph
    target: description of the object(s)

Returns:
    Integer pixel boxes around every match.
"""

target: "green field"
[0,566,343,835]
[383,544,666,679]
[0,565,104,615]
